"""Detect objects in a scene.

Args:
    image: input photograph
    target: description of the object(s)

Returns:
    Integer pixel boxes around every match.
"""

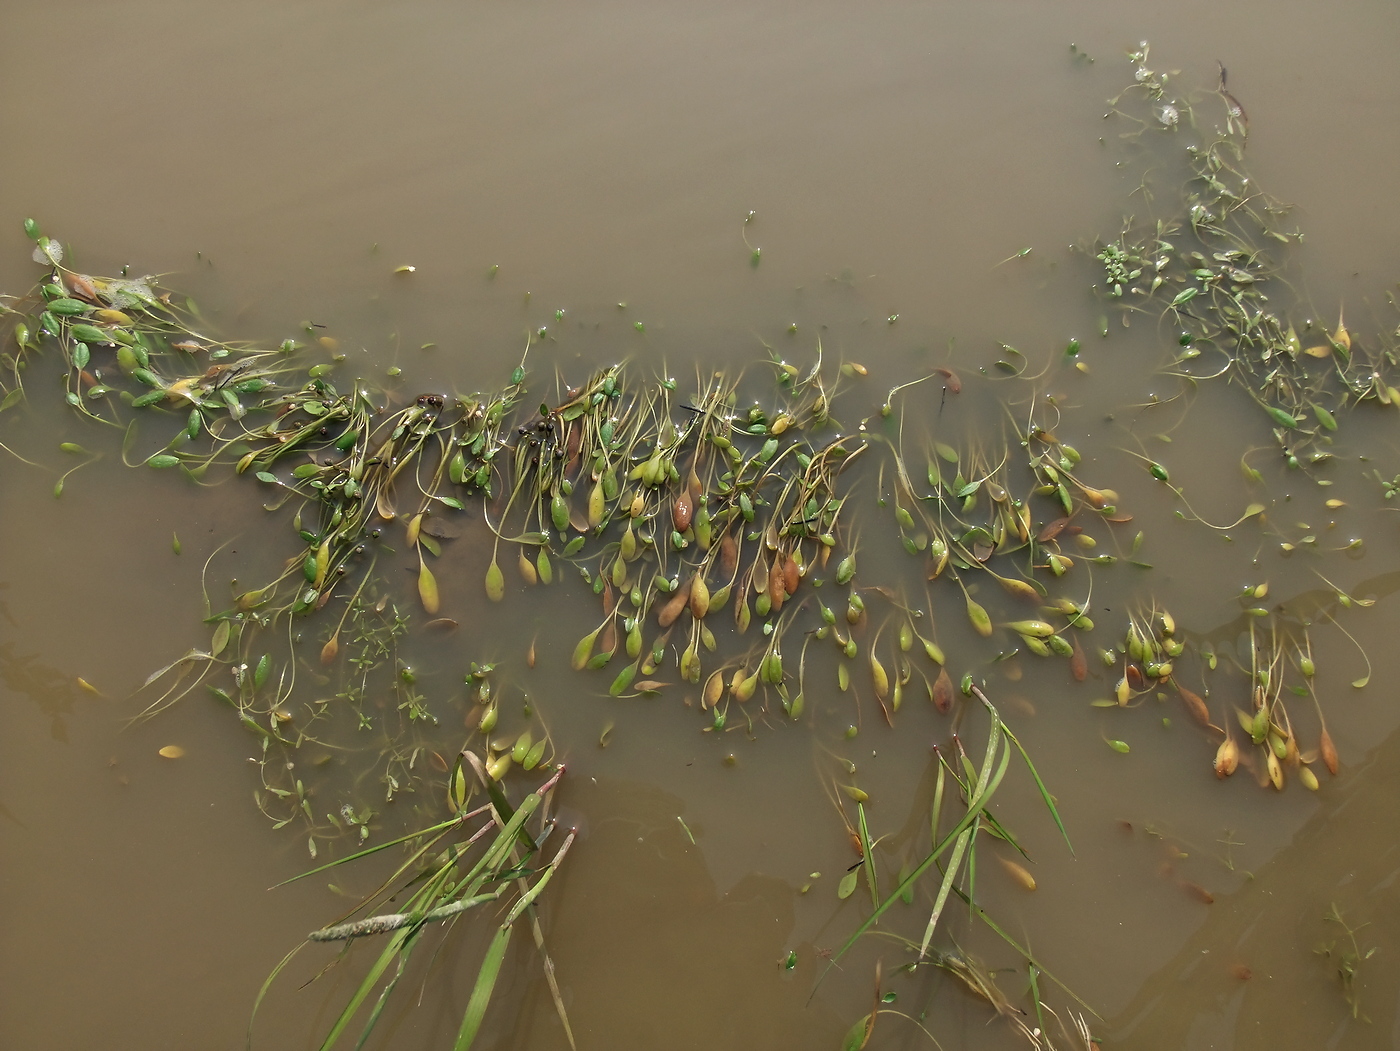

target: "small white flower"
[1157,104,1179,126]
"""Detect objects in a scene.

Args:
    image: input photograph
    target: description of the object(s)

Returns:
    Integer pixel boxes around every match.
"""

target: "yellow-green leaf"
[418,561,440,614]
[485,558,505,602]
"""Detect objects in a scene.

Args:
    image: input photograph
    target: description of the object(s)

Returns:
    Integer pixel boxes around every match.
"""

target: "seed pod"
[836,555,856,585]
[899,623,914,652]
[1299,766,1320,791]
[609,663,637,696]
[931,667,953,713]
[620,525,638,560]
[694,507,712,549]
[703,671,724,708]
[417,560,441,614]
[998,857,1037,892]
[719,534,738,576]
[680,646,701,682]
[486,752,512,782]
[690,575,711,619]
[997,576,1041,603]
[783,554,800,595]
[708,584,731,612]
[923,639,946,665]
[673,489,694,532]
[1214,737,1239,778]
[518,549,538,584]
[1022,634,1050,657]
[626,620,643,659]
[965,596,993,637]
[927,543,950,581]
[1176,684,1210,727]
[768,562,787,611]
[588,479,606,529]
[1179,881,1214,905]
[1265,750,1284,790]
[733,668,758,702]
[657,579,692,627]
[1006,619,1054,638]
[1069,638,1087,681]
[1320,729,1338,775]
[870,654,889,699]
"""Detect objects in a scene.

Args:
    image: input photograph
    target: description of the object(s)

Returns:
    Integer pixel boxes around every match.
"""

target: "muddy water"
[4,2,1400,1049]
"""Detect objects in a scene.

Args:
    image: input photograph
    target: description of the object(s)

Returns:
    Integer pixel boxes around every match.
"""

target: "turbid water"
[3,4,1400,1050]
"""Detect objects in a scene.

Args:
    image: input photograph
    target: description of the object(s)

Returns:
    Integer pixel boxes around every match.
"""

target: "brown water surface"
[3,3,1400,1050]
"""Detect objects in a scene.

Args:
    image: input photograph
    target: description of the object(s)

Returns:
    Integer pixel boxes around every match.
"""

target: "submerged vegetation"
[1,44,1394,1048]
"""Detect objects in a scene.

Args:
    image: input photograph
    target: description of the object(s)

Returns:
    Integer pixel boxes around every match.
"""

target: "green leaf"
[840,1013,873,1051]
[837,870,858,900]
[485,558,505,602]
[1265,406,1298,429]
[609,663,637,696]
[69,323,109,345]
[146,454,180,469]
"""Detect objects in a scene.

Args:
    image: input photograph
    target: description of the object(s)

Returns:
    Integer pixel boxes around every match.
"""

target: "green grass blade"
[319,927,415,1050]
[354,953,409,1050]
[503,830,576,926]
[950,883,1100,1018]
[929,759,946,847]
[857,802,879,908]
[919,826,970,958]
[964,820,978,918]
[453,925,512,1051]
[1028,963,1048,1042]
[820,733,1012,985]
[247,944,303,1050]
[1003,726,1074,857]
[273,812,472,887]
[972,685,1072,857]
